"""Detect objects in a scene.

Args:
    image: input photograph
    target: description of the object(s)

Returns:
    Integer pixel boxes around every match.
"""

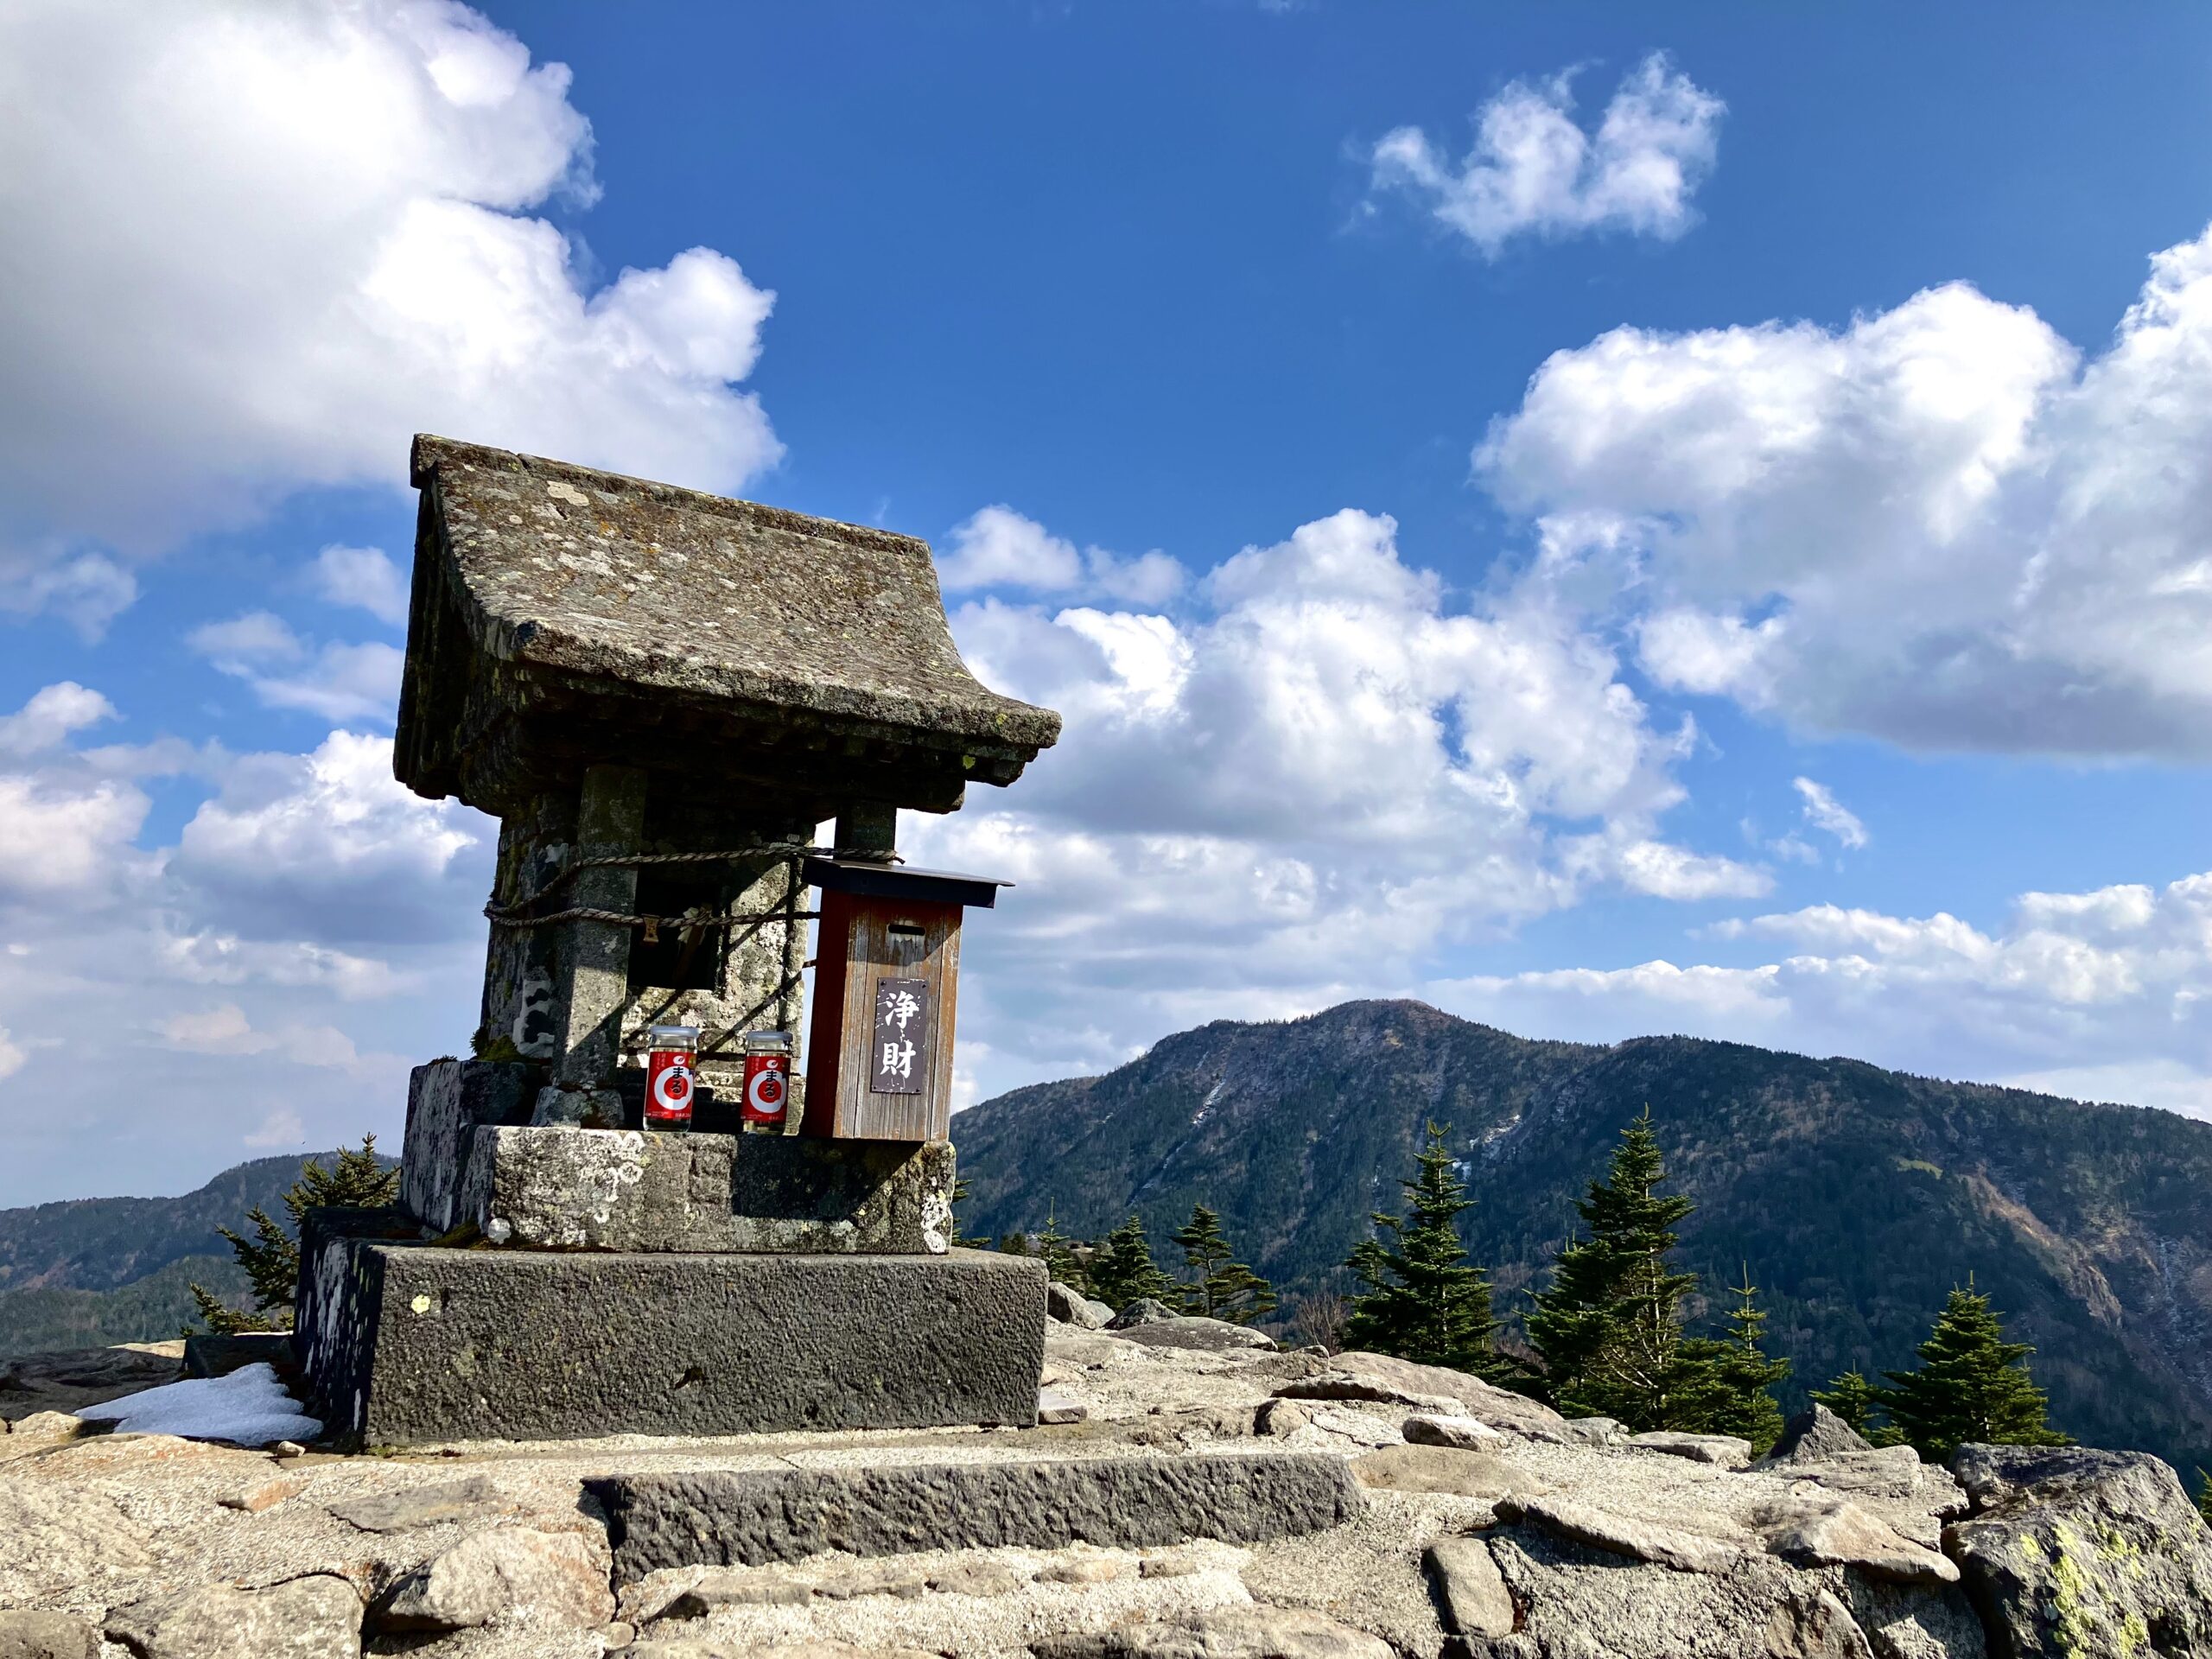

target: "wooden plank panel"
[834,899,961,1142]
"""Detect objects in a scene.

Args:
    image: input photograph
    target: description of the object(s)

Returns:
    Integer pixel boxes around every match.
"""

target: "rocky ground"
[3,1304,2209,1659]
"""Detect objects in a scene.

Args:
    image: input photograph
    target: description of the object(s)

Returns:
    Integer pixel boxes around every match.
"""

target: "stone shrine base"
[297,1238,1045,1446]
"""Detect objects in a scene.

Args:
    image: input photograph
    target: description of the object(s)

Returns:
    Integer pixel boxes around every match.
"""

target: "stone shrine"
[295,435,1062,1446]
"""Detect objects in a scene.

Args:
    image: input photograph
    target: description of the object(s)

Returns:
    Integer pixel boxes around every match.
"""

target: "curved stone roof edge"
[410,433,935,563]
[410,433,1064,758]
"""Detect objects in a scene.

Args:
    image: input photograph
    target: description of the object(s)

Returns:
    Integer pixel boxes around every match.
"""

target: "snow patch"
[77,1362,322,1446]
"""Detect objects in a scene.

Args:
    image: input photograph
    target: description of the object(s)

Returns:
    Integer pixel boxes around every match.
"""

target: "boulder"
[104,1575,361,1659]
[1255,1398,1311,1437]
[1402,1411,1505,1450]
[1106,1298,1178,1329]
[1488,1535,1877,1659]
[0,1611,99,1659]
[1626,1430,1753,1469]
[1110,1316,1277,1353]
[1427,1535,1515,1638]
[1047,1281,1112,1328]
[1561,1415,1626,1448]
[326,1472,506,1532]
[1274,1353,1571,1444]
[1031,1606,1396,1658]
[373,1525,615,1632]
[1755,1495,1959,1585]
[1494,1494,1743,1574]
[1774,1445,1930,1503]
[1944,1442,2212,1658]
[1764,1403,1875,1466]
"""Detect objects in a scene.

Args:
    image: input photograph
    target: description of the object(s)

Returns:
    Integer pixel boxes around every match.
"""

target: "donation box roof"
[396,435,1060,817]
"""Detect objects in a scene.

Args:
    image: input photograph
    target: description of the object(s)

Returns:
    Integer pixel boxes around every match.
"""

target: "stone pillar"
[536,764,646,1124]
[836,803,898,860]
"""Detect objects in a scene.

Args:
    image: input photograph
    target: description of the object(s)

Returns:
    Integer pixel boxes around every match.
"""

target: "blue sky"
[4,1,2212,1205]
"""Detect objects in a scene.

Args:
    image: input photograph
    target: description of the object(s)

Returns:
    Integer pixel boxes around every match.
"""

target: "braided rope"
[486,841,899,925]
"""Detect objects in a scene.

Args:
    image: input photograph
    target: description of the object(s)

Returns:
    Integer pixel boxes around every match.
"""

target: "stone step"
[587,1450,1365,1583]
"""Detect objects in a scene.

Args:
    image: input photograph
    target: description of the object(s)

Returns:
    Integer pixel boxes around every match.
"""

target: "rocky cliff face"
[954,1000,2212,1477]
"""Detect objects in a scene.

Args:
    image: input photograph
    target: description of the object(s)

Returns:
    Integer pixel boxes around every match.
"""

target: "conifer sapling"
[1340,1122,1507,1378]
[1173,1202,1276,1325]
[1872,1281,2068,1462]
[189,1136,398,1335]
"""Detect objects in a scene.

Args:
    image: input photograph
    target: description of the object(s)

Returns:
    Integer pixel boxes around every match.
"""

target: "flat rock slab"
[1427,1535,1515,1638]
[461,1127,955,1255]
[1628,1431,1753,1469]
[104,1575,362,1659]
[1757,1495,1959,1585]
[327,1473,508,1532]
[0,1611,99,1659]
[1496,1494,1744,1574]
[298,1241,1045,1445]
[588,1451,1364,1582]
[1031,1607,1395,1658]
[1274,1352,1570,1443]
[1109,1318,1277,1354]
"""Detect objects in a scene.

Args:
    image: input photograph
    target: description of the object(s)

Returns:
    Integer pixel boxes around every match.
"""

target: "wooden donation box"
[803,856,1007,1143]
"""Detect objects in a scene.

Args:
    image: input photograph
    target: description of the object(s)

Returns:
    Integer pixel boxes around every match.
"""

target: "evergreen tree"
[1034,1204,1088,1294]
[190,1136,398,1335]
[2195,1470,2211,1526]
[1089,1212,1174,1310]
[1872,1282,2069,1462]
[1173,1203,1276,1325]
[948,1175,971,1248]
[1524,1110,1711,1428]
[1680,1268,1791,1452]
[1339,1122,1506,1378]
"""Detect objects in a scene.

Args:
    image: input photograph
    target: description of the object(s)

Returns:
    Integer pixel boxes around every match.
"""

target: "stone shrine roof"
[397,436,1059,813]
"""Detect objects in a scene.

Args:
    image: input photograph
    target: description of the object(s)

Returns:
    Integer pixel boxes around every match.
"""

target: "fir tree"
[1089,1212,1174,1311]
[1173,1203,1276,1325]
[2195,1469,2211,1526]
[1524,1110,1710,1428]
[948,1175,970,1248]
[1339,1122,1506,1378]
[1872,1282,2069,1462]
[1034,1204,1088,1294]
[189,1136,398,1335]
[1680,1268,1791,1452]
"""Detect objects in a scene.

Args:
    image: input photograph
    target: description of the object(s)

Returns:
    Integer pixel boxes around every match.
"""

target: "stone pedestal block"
[398,1059,537,1232]
[296,1238,1043,1446]
[460,1127,954,1254]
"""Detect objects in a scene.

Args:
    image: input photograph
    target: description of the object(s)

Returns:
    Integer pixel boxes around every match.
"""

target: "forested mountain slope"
[955,999,2212,1474]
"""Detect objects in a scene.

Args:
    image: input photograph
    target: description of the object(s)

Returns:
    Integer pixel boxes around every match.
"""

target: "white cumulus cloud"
[1370,53,1724,257]
[939,505,1186,607]
[1480,224,2212,758]
[313,545,410,626]
[0,0,781,624]
[1439,872,2212,1123]
[918,505,1760,1094]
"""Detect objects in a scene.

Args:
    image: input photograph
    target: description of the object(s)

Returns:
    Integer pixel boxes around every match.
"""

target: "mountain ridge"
[952,997,2212,1476]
